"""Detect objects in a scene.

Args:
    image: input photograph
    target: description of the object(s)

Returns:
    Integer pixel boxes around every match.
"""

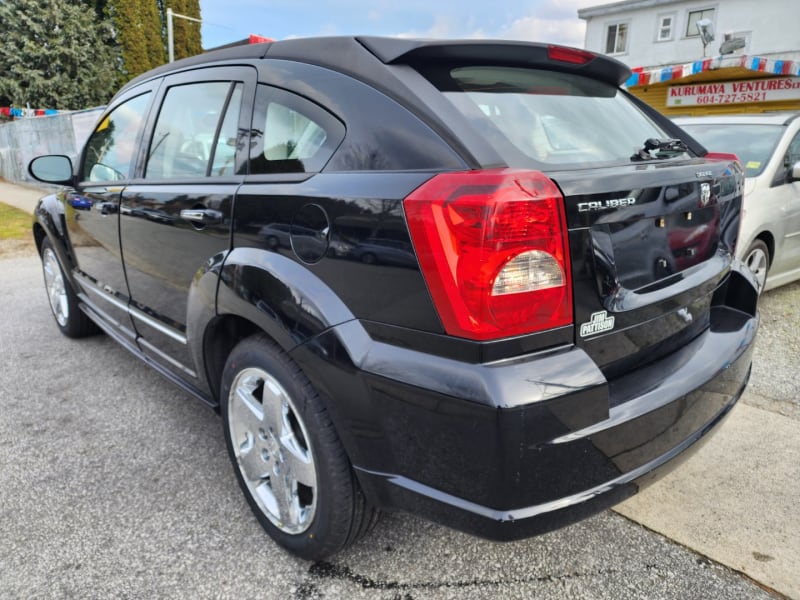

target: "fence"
[0,107,104,183]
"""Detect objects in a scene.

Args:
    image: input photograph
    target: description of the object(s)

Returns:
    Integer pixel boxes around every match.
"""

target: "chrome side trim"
[128,306,187,345]
[138,337,197,378]
[81,280,187,345]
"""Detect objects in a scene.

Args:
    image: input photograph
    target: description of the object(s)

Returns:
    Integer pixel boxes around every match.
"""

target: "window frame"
[656,13,675,42]
[132,66,257,184]
[605,21,630,56]
[79,87,156,184]
[144,80,243,180]
[685,8,716,38]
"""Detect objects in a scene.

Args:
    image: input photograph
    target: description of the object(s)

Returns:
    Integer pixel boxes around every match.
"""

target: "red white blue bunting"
[625,54,800,87]
[0,107,59,118]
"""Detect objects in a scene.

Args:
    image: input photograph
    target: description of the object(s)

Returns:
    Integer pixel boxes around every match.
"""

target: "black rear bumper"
[291,271,758,541]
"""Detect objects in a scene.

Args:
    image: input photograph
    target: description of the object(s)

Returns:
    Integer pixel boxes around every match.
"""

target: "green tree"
[108,0,202,83]
[109,0,165,81]
[0,0,118,109]
[163,0,202,60]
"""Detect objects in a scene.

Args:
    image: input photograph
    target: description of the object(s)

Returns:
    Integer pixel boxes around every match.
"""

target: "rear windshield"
[676,123,783,177]
[424,66,674,169]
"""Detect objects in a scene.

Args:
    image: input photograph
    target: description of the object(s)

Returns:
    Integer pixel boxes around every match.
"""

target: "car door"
[68,86,157,343]
[119,67,256,392]
[772,127,800,275]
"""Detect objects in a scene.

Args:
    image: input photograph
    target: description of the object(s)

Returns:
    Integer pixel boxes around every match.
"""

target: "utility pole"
[167,7,203,63]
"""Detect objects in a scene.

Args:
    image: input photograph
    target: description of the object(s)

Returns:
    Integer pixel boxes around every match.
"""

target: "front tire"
[743,239,769,293]
[40,237,98,338]
[220,334,378,560]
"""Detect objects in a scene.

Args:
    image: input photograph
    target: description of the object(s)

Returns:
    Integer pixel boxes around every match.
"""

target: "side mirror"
[791,161,800,182]
[28,155,74,185]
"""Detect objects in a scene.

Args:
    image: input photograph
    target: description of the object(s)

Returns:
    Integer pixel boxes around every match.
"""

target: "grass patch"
[0,201,32,240]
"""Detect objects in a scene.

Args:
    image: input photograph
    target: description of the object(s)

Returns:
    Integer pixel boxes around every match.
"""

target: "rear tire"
[743,239,769,293]
[40,237,98,338]
[220,334,378,560]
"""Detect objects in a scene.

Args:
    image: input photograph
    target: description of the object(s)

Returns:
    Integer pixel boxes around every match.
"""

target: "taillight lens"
[547,45,597,65]
[404,169,572,341]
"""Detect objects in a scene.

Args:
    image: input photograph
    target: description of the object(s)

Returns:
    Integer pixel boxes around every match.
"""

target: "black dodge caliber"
[29,36,759,560]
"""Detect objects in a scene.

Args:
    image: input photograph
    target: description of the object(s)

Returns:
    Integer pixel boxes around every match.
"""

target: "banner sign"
[667,76,800,107]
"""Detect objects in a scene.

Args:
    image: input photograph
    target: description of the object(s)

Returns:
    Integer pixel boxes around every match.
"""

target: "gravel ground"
[0,247,785,599]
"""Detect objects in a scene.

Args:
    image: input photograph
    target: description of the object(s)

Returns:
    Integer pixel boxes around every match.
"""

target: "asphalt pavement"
[2,180,797,598]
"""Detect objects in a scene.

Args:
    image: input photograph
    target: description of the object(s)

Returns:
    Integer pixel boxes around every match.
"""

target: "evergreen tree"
[0,0,118,109]
[108,0,202,83]
[109,0,164,81]
[164,0,202,60]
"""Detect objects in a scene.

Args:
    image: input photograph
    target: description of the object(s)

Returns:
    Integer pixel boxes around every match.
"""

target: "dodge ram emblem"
[699,182,711,207]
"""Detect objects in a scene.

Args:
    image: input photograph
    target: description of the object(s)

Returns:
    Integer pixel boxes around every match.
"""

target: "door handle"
[180,208,224,225]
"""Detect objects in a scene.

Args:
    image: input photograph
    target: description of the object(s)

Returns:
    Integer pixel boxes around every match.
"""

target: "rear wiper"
[631,138,689,161]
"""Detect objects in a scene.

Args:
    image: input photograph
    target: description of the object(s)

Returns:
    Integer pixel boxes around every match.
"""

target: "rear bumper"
[292,272,758,541]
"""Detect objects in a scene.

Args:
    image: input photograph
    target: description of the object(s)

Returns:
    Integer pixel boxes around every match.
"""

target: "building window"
[605,23,628,54]
[657,15,674,41]
[686,9,715,37]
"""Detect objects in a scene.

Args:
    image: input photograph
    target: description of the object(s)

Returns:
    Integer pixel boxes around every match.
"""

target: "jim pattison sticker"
[580,311,615,338]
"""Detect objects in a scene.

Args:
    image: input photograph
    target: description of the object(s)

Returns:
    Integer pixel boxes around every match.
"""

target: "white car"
[674,113,800,291]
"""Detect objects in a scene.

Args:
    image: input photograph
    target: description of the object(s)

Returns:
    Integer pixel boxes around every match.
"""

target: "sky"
[198,0,600,50]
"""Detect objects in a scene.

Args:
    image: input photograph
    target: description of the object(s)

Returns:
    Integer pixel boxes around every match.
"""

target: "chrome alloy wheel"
[42,247,69,327]
[744,245,768,292]
[228,367,317,534]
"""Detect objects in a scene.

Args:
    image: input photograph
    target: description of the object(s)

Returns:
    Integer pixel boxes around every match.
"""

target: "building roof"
[578,0,683,20]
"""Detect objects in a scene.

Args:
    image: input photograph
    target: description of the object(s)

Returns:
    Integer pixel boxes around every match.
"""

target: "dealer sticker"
[580,310,615,338]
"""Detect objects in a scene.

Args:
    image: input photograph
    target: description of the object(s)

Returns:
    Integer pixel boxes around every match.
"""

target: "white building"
[579,0,800,69]
[578,0,800,116]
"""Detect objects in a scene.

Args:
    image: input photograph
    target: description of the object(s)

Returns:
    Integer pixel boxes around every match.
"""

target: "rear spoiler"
[356,36,632,87]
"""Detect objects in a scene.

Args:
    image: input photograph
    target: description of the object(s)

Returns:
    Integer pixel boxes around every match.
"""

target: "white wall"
[581,0,798,68]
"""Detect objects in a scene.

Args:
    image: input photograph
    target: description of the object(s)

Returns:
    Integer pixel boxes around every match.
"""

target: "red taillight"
[404,169,573,341]
[705,152,743,169]
[547,45,596,65]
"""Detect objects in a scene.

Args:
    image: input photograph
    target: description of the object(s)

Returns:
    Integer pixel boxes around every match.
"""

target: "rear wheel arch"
[203,314,262,407]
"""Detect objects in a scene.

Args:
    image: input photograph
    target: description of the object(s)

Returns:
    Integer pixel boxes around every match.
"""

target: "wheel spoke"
[233,380,265,433]
[260,377,288,432]
[280,436,316,487]
[270,471,294,524]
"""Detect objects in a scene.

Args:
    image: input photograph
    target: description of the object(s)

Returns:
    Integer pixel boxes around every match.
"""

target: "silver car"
[674,113,800,291]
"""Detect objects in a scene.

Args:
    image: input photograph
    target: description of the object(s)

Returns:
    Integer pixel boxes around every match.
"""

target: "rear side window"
[249,85,344,174]
[423,66,671,168]
[146,81,242,178]
[82,92,151,182]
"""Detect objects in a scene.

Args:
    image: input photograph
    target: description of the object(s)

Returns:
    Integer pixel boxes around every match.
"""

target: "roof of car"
[674,112,800,127]
[119,35,632,96]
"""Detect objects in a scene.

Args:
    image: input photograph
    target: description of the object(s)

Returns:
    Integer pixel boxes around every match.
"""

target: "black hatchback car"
[29,36,758,560]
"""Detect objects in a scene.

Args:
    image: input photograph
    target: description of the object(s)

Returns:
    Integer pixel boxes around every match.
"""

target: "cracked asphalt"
[0,251,783,599]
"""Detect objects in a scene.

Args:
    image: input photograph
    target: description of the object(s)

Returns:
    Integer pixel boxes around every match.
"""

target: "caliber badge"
[580,310,616,337]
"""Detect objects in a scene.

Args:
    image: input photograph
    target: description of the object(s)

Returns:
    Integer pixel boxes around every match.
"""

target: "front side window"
[605,22,628,54]
[249,85,344,174]
[657,15,674,41]
[428,66,671,169]
[82,93,151,182]
[686,9,715,37]
[146,81,242,178]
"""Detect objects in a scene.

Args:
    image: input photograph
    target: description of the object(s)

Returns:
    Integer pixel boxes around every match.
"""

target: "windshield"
[424,66,674,169]
[677,123,783,177]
